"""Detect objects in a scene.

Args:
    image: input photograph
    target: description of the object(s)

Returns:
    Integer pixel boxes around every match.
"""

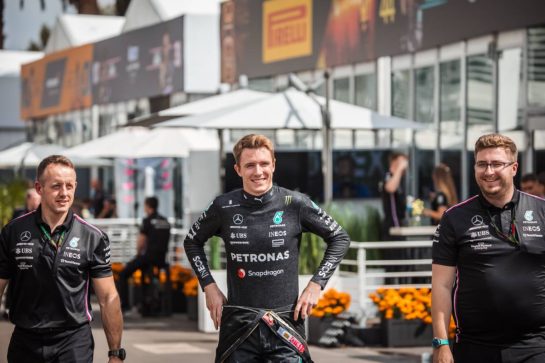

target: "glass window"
[467,54,493,125]
[248,77,274,92]
[392,70,410,119]
[355,73,377,110]
[415,66,434,123]
[440,60,461,123]
[333,77,350,103]
[528,27,545,107]
[498,48,523,131]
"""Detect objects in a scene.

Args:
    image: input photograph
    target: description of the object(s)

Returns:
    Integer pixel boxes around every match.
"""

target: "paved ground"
[0,311,432,362]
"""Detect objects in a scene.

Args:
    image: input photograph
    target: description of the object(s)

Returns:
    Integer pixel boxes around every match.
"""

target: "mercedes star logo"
[20,231,31,242]
[471,215,484,226]
[233,214,244,225]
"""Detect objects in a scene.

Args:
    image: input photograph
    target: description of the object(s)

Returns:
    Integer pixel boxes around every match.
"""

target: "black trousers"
[118,255,151,311]
[453,341,545,363]
[224,321,303,363]
[8,324,94,363]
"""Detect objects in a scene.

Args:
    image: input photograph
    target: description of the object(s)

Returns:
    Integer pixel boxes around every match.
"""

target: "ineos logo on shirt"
[20,231,31,242]
[471,215,484,226]
[233,214,244,225]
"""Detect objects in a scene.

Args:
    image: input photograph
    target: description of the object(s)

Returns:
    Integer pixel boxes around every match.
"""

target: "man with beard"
[432,134,545,363]
[184,134,350,362]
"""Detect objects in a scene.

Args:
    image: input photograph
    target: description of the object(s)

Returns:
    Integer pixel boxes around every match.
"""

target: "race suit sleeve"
[432,213,458,266]
[298,196,351,289]
[90,232,113,278]
[184,200,222,290]
[0,228,11,279]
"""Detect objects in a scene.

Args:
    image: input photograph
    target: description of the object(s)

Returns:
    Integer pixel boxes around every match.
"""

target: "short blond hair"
[474,134,517,161]
[232,134,275,165]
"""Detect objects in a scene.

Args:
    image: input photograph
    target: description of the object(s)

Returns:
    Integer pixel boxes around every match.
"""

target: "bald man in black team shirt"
[184,134,350,363]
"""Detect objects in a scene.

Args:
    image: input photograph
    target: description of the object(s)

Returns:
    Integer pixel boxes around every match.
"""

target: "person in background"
[11,188,41,220]
[520,173,544,198]
[423,164,459,225]
[379,152,408,240]
[117,196,170,313]
[97,198,117,219]
[81,198,92,219]
[91,179,105,217]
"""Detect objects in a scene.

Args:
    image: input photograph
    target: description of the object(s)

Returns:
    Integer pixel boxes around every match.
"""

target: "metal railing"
[90,219,433,318]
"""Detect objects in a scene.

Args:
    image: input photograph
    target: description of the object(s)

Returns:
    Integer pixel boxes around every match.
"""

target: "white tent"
[65,127,219,159]
[131,89,269,127]
[0,142,111,169]
[153,87,425,203]
[156,88,425,130]
[45,14,125,53]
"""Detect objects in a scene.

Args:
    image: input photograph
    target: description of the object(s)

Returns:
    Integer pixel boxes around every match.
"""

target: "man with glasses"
[432,134,545,363]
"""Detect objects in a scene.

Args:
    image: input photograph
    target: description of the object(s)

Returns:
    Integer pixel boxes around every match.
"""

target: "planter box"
[308,316,336,345]
[381,319,432,347]
[186,295,198,321]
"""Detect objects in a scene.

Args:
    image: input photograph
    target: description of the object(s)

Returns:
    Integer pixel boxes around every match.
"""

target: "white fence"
[86,220,434,320]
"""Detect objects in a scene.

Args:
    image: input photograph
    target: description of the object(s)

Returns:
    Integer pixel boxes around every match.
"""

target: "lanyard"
[486,208,518,245]
[39,224,66,250]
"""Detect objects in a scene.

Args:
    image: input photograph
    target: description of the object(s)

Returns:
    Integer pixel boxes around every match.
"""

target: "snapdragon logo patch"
[237,268,246,279]
[273,211,284,225]
[525,210,534,222]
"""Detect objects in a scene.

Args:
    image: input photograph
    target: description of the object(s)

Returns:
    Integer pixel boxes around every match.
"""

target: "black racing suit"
[433,190,545,360]
[184,186,351,362]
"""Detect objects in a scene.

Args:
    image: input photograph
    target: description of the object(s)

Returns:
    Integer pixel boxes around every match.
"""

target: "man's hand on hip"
[294,281,321,320]
[204,283,227,330]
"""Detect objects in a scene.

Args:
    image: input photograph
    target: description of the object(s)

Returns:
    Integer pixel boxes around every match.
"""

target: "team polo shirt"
[0,207,112,329]
[140,212,170,264]
[433,190,545,347]
[184,186,351,309]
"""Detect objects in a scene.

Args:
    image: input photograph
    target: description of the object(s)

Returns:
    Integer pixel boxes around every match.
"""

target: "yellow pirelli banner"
[262,0,313,64]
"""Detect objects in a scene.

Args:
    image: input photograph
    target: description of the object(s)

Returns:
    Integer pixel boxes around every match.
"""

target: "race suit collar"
[241,186,275,205]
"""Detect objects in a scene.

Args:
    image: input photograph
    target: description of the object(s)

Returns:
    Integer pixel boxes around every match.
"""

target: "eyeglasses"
[474,161,515,171]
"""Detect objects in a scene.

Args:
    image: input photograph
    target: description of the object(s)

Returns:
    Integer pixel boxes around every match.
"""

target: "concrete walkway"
[0,312,432,362]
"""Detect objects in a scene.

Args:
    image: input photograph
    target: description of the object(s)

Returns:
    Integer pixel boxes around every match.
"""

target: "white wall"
[184,14,220,93]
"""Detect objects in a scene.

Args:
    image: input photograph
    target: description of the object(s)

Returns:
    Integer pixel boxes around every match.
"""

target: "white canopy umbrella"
[0,142,111,169]
[65,126,219,159]
[156,87,425,130]
[130,89,269,127]
[153,87,426,203]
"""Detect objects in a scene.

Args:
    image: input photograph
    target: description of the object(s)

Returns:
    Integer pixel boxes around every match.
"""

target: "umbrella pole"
[322,71,333,205]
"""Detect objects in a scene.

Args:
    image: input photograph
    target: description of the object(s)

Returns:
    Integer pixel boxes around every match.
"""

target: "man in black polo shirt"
[432,134,545,363]
[118,196,171,312]
[0,155,125,362]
